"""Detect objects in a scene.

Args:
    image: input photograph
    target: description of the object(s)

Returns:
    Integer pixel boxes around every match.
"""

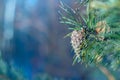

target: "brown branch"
[98,65,115,80]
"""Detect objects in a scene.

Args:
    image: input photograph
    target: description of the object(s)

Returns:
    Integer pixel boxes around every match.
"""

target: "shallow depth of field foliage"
[59,0,120,70]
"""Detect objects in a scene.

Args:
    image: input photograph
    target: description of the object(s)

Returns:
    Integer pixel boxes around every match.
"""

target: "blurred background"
[0,0,119,80]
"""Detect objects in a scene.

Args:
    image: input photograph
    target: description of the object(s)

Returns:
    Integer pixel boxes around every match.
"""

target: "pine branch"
[59,0,120,70]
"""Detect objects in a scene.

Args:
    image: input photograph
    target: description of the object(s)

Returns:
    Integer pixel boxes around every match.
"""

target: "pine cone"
[71,29,85,57]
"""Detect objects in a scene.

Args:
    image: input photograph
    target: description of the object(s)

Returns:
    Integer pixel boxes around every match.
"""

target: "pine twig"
[98,65,115,80]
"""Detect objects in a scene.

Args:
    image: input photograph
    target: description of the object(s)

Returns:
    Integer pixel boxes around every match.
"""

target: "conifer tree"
[59,0,120,71]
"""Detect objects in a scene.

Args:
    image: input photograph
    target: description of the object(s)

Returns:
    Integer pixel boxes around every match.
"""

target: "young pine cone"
[71,29,85,56]
[95,20,110,40]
